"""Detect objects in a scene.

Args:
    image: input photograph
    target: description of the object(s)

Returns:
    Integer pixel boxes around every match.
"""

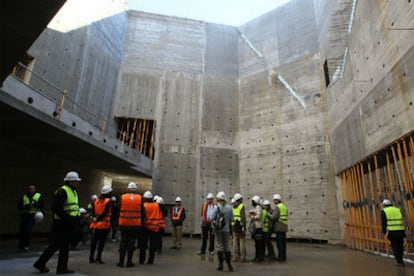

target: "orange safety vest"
[201,202,214,223]
[118,193,142,227]
[90,198,111,229]
[171,207,183,221]
[144,202,160,232]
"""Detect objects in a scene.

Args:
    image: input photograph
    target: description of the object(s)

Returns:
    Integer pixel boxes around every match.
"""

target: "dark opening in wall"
[12,53,35,83]
[323,59,330,88]
[115,117,156,160]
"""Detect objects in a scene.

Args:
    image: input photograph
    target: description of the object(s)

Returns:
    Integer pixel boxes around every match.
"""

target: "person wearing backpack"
[211,191,234,272]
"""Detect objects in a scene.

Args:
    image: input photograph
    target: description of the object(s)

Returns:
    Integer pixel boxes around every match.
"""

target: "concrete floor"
[0,236,413,276]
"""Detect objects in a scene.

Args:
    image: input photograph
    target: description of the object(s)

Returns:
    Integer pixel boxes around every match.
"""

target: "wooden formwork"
[340,133,414,260]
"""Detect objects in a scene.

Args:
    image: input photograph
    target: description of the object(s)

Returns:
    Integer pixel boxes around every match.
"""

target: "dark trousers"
[389,237,404,263]
[119,228,140,254]
[275,232,287,261]
[253,228,265,261]
[200,223,214,253]
[18,213,35,248]
[264,232,275,257]
[140,228,158,263]
[157,228,164,253]
[34,221,72,272]
[89,228,110,261]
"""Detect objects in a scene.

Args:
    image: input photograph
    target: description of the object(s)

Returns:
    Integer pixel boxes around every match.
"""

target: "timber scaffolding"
[339,131,414,261]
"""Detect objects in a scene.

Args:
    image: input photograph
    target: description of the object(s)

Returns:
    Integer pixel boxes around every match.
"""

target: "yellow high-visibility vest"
[384,206,404,231]
[54,185,80,219]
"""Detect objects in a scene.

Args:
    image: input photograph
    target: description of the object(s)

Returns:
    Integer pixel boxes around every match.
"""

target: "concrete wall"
[115,12,240,233]
[325,0,414,173]
[238,0,340,241]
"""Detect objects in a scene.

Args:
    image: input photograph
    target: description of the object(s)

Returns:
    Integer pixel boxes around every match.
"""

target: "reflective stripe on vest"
[171,207,183,221]
[90,198,111,229]
[23,193,41,214]
[232,203,244,226]
[118,193,142,227]
[262,209,270,232]
[277,203,288,225]
[384,206,404,231]
[54,185,80,219]
[144,202,160,232]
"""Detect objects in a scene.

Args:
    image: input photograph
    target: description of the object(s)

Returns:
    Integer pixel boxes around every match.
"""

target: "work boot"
[217,251,224,271]
[147,252,155,264]
[96,251,105,264]
[139,250,146,264]
[117,251,125,267]
[225,252,233,272]
[126,251,134,267]
[33,262,49,273]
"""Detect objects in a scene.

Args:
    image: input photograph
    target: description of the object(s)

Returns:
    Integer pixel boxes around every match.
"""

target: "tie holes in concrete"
[72,122,76,127]
[27,97,33,104]
[89,131,93,136]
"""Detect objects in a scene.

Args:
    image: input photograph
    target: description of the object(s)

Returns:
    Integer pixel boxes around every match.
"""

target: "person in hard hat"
[33,171,82,274]
[87,195,98,216]
[170,196,186,249]
[271,194,288,262]
[211,191,234,272]
[155,196,167,254]
[117,182,144,267]
[381,199,406,265]
[140,191,161,264]
[89,185,113,264]
[232,193,247,262]
[110,195,118,242]
[198,192,216,255]
[79,207,91,245]
[18,185,44,252]
[262,200,276,260]
[249,195,265,262]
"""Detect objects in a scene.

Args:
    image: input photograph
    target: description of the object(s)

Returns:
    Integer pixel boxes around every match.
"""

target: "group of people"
[18,170,407,274]
[197,191,288,272]
[30,171,186,274]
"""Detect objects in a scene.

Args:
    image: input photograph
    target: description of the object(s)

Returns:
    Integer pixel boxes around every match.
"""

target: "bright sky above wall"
[127,0,292,26]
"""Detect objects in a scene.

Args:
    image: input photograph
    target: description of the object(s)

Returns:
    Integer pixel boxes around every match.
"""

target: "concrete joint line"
[237,29,306,108]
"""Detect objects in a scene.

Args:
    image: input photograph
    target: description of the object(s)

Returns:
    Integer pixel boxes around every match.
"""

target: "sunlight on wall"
[48,0,128,33]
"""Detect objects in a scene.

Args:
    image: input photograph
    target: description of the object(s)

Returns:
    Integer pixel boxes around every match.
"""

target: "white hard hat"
[153,195,160,201]
[79,207,87,214]
[34,211,44,223]
[273,194,282,201]
[216,191,226,201]
[91,194,98,201]
[252,195,261,204]
[234,193,243,201]
[175,197,182,202]
[143,191,153,199]
[383,199,392,205]
[231,197,236,204]
[111,196,117,202]
[156,197,164,204]
[127,182,137,190]
[101,185,113,195]
[64,171,81,182]
[207,193,214,199]
[263,200,271,206]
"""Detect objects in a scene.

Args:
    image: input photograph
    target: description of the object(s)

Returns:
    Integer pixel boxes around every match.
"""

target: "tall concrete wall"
[0,0,135,237]
[29,0,128,136]
[115,12,240,233]
[325,0,414,173]
[238,0,340,241]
